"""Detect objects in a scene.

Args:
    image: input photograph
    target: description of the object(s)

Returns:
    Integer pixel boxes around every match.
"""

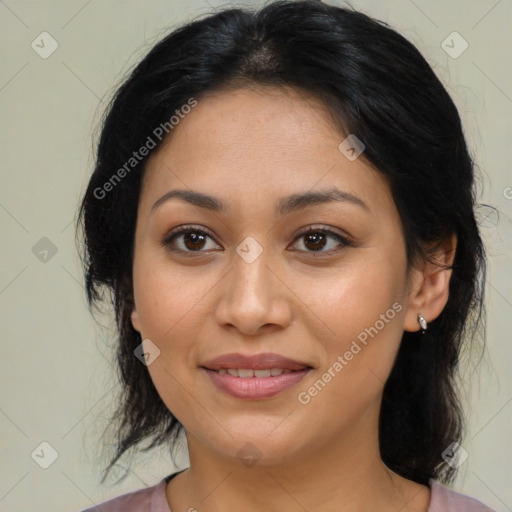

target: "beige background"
[0,0,511,511]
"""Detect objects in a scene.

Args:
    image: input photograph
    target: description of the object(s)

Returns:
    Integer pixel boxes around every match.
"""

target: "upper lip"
[201,352,312,371]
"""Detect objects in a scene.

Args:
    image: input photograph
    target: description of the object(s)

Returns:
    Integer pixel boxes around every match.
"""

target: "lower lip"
[202,368,311,400]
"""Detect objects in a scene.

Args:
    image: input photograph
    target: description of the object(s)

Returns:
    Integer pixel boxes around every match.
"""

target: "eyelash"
[161,224,354,256]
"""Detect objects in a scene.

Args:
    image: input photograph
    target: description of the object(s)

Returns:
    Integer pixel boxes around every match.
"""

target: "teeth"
[214,368,293,377]
[254,369,271,377]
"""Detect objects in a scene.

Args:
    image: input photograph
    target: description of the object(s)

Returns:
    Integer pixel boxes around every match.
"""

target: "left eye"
[291,227,352,254]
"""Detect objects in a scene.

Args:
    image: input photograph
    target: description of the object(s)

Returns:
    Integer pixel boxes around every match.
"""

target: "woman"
[76,1,496,510]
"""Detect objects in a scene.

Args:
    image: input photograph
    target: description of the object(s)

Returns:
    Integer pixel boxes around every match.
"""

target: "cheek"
[132,255,217,404]
[303,256,405,390]
[132,252,214,339]
[304,255,404,337]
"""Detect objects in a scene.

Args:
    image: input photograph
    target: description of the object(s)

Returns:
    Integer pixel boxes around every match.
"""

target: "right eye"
[161,225,221,254]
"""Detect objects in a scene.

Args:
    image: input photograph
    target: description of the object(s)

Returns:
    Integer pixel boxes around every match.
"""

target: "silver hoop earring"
[418,313,427,334]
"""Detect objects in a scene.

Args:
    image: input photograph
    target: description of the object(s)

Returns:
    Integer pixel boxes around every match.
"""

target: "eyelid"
[293,224,353,243]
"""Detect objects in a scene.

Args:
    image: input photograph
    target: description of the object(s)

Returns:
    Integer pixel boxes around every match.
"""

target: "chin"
[200,427,312,468]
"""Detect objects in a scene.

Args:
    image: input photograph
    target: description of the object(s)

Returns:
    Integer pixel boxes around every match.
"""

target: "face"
[130,86,418,468]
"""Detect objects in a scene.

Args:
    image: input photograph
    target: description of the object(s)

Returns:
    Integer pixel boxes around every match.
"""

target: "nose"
[214,243,292,336]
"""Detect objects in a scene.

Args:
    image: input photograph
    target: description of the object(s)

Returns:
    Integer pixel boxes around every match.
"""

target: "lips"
[200,352,313,399]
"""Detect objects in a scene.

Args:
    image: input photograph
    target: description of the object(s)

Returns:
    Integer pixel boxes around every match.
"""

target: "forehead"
[140,86,393,219]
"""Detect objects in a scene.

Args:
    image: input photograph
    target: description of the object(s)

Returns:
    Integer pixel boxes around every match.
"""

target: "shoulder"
[429,479,497,511]
[78,477,170,512]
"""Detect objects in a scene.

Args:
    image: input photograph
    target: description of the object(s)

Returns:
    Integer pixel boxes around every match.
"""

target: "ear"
[403,233,457,332]
[131,305,141,333]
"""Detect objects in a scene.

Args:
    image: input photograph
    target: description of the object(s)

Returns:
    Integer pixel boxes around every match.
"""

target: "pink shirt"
[79,471,497,511]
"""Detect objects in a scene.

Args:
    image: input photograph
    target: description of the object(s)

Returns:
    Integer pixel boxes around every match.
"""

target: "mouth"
[200,352,313,399]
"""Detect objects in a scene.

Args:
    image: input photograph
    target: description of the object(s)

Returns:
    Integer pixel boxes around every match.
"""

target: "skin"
[130,85,457,512]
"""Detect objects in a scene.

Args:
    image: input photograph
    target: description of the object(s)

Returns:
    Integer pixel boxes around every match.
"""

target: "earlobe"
[402,233,457,332]
[131,308,140,332]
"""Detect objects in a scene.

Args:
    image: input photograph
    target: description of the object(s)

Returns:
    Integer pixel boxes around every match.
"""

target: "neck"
[167,403,430,512]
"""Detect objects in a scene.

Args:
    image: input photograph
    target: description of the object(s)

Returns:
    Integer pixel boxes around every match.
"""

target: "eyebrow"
[150,187,369,215]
